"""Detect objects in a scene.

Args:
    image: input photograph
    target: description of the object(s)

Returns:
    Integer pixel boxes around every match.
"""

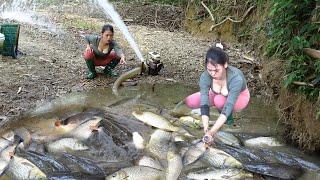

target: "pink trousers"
[185,88,250,112]
[83,49,117,66]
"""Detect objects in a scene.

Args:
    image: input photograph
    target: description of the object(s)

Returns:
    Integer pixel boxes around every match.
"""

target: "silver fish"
[187,168,253,180]
[0,138,11,152]
[179,116,201,128]
[132,111,180,132]
[146,129,172,160]
[46,138,89,153]
[138,156,163,170]
[203,147,242,168]
[215,131,241,147]
[68,116,102,141]
[105,166,165,180]
[132,132,145,150]
[0,143,18,175]
[182,141,206,166]
[166,147,182,180]
[7,155,46,179]
[244,137,284,148]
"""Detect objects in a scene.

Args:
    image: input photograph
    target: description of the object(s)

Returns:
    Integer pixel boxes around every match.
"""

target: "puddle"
[0,83,319,179]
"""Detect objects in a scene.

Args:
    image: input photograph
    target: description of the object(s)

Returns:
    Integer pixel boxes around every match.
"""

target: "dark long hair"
[205,47,229,68]
[101,24,114,34]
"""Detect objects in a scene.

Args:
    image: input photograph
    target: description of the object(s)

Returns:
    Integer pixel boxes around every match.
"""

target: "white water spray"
[0,0,61,33]
[95,0,144,62]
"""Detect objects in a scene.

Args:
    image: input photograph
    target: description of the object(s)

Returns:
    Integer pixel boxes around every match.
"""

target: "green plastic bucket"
[0,24,20,58]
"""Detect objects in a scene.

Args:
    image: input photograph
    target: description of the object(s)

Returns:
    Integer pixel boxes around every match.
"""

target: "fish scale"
[132,111,180,132]
[105,166,166,180]
[166,148,182,180]
[187,168,253,180]
[147,130,172,160]
[7,155,46,179]
[202,147,242,169]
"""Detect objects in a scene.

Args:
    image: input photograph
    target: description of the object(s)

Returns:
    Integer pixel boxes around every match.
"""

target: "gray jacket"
[199,65,247,117]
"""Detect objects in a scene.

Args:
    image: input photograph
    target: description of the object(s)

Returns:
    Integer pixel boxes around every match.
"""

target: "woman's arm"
[204,75,243,142]
[207,113,227,135]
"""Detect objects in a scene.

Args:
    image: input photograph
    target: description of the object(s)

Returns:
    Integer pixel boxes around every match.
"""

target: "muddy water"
[0,83,319,179]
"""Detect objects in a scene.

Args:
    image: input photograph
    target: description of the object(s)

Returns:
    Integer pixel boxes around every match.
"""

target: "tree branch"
[210,5,255,31]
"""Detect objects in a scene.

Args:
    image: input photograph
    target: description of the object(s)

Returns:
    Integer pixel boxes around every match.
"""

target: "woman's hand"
[85,44,92,52]
[202,130,215,145]
[120,56,126,65]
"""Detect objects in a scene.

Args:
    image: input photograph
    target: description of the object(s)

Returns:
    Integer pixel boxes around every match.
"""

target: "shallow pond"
[0,83,319,179]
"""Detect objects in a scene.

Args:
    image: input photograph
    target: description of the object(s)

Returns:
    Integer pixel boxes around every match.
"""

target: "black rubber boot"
[103,59,119,77]
[85,60,96,79]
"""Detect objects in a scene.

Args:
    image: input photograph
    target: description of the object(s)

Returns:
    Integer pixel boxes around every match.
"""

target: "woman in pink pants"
[185,47,250,144]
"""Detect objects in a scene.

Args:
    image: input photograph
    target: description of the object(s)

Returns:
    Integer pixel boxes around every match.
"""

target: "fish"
[105,166,165,180]
[1,131,15,142]
[137,156,163,170]
[7,155,46,179]
[187,168,253,180]
[215,131,241,147]
[112,66,143,96]
[132,132,145,150]
[62,153,105,176]
[68,116,102,141]
[179,116,201,128]
[0,143,18,175]
[243,137,284,148]
[46,138,89,153]
[132,111,180,132]
[0,138,11,152]
[59,109,104,125]
[182,141,206,166]
[203,147,242,168]
[243,162,303,179]
[25,151,69,172]
[166,146,182,180]
[182,158,211,174]
[146,129,172,160]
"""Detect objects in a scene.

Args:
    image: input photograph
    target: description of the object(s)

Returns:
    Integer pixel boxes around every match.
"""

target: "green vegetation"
[266,0,319,99]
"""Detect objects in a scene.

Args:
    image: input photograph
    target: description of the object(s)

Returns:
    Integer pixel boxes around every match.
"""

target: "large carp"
[68,116,102,141]
[138,156,163,170]
[105,166,165,180]
[182,141,206,166]
[46,138,89,153]
[243,137,284,148]
[187,168,253,180]
[203,147,242,168]
[146,129,172,160]
[7,155,46,179]
[166,146,182,180]
[132,111,180,132]
[215,131,241,147]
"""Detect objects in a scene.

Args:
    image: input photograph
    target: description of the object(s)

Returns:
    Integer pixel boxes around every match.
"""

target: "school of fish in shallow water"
[0,107,319,180]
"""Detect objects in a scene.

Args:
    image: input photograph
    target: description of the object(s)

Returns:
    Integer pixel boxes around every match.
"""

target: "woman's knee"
[233,90,250,111]
[185,92,201,108]
[83,50,94,60]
